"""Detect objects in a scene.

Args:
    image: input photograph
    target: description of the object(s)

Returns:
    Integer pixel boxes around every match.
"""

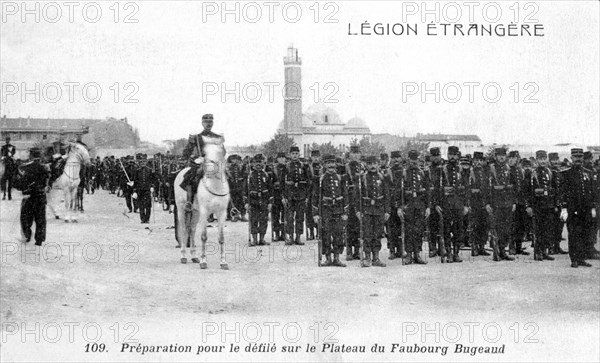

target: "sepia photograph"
[1,1,599,361]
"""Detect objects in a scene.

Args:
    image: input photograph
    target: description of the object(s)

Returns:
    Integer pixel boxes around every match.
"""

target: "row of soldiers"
[240,145,600,268]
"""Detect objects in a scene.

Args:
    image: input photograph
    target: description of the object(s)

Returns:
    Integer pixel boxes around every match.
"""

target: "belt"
[471,189,481,193]
[363,196,383,205]
[249,190,268,197]
[444,187,455,196]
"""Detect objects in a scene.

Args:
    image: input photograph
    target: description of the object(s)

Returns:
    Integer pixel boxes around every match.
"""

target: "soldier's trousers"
[470,207,488,250]
[321,213,344,255]
[551,208,564,251]
[567,211,595,262]
[230,188,245,217]
[286,199,305,235]
[346,206,360,251]
[533,207,554,255]
[20,197,46,245]
[511,204,527,251]
[271,200,283,235]
[249,205,269,235]
[387,212,402,252]
[405,207,425,253]
[428,210,440,252]
[442,207,463,251]
[363,214,384,254]
[138,189,152,223]
[306,196,316,232]
[493,207,513,252]
[1,173,12,197]
[123,188,136,212]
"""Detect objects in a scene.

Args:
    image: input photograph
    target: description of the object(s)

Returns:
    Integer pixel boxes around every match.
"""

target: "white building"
[276,46,371,156]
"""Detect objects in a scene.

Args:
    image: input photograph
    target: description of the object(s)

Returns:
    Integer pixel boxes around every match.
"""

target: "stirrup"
[184,201,193,212]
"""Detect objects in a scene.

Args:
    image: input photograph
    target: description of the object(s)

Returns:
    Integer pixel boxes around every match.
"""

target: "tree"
[261,133,295,159]
[310,142,340,156]
[400,139,430,157]
[350,136,386,156]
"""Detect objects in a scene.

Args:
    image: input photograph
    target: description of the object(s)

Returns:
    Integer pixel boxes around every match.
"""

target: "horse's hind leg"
[177,206,189,263]
[218,208,229,270]
[190,210,201,264]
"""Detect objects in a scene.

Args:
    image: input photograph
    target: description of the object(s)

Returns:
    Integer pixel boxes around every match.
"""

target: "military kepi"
[408,150,419,160]
[535,150,547,159]
[350,145,360,153]
[430,147,440,156]
[289,146,300,153]
[202,114,213,121]
[448,146,459,155]
[571,148,584,157]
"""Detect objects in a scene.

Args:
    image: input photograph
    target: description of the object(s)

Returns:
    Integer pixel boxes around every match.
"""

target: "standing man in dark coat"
[244,154,273,246]
[18,147,49,246]
[133,155,156,224]
[387,150,405,260]
[560,148,598,267]
[282,146,309,245]
[313,154,348,267]
[271,152,287,241]
[355,155,390,267]
[345,145,363,260]
[306,150,322,241]
[1,136,16,200]
[525,150,559,261]
[397,150,431,265]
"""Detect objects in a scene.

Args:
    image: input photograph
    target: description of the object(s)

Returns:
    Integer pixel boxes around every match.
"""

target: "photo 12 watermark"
[1,1,140,23]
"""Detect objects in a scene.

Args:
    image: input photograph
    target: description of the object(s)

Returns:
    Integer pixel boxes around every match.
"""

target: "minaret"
[283,46,302,132]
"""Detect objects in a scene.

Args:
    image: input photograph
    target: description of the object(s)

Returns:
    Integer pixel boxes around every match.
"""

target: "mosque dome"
[345,116,369,129]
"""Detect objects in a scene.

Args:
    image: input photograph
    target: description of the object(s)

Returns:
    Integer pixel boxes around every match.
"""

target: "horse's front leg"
[218,208,228,270]
[197,210,208,269]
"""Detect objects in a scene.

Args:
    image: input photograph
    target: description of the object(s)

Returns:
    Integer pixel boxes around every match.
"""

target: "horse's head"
[68,142,91,166]
[203,137,226,178]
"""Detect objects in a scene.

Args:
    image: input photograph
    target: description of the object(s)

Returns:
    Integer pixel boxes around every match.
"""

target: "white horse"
[174,137,230,269]
[57,142,91,222]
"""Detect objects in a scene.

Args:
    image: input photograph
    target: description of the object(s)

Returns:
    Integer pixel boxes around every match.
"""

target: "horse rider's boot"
[184,185,193,212]
[332,253,346,267]
[259,233,269,245]
[414,251,427,264]
[251,234,258,247]
[295,234,305,245]
[372,251,386,267]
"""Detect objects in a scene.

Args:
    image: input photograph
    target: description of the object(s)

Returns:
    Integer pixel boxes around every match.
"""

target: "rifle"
[317,176,323,267]
[438,166,447,263]
[357,173,365,266]
[247,172,252,245]
[400,174,407,259]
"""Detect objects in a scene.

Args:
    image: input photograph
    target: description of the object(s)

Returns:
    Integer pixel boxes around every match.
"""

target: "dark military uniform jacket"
[469,165,491,209]
[244,169,273,207]
[489,163,517,209]
[525,166,558,210]
[509,165,528,206]
[397,164,431,210]
[18,160,49,200]
[182,130,223,160]
[355,170,391,216]
[439,161,469,210]
[312,171,349,217]
[560,166,598,216]
[133,164,156,192]
[228,163,246,192]
[1,143,16,159]
[284,160,310,201]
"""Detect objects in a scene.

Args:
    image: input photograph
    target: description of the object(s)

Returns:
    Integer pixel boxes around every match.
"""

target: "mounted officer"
[180,114,225,212]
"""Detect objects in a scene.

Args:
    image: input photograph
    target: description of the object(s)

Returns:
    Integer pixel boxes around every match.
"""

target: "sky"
[1,1,599,147]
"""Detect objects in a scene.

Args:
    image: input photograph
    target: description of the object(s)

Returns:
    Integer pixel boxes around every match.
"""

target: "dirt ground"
[1,190,599,362]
